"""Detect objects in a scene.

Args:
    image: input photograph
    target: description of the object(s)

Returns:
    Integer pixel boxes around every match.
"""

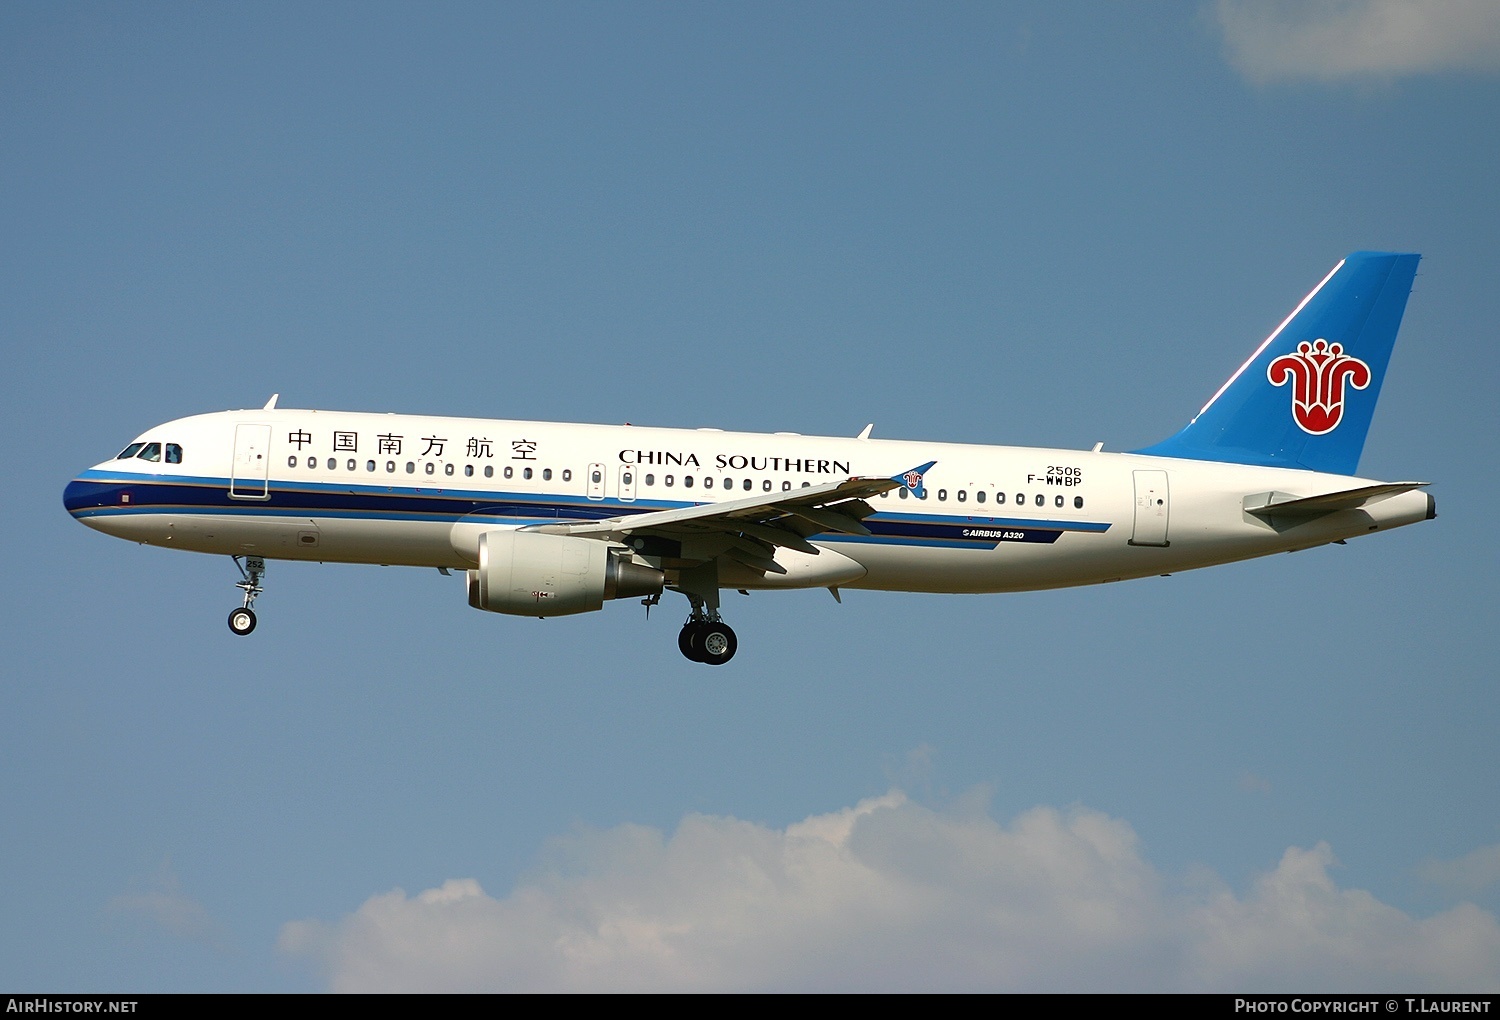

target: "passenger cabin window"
[562,469,572,482]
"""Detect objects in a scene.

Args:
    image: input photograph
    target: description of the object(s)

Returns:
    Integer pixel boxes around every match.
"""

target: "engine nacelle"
[466,530,663,617]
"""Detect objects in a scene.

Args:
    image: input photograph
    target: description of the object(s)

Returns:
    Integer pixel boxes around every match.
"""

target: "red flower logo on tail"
[1267,339,1371,435]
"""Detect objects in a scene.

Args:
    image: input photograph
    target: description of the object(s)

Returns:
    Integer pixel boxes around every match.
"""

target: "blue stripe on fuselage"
[64,471,1111,548]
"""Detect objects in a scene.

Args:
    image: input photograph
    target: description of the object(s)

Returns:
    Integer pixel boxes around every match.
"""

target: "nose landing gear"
[228,556,265,636]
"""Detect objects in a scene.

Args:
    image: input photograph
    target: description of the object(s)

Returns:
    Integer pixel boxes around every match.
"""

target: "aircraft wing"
[553,476,889,546]
[539,462,936,567]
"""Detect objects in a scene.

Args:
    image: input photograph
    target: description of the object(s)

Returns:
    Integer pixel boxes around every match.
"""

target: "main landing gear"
[672,563,737,665]
[678,612,738,666]
[228,555,264,636]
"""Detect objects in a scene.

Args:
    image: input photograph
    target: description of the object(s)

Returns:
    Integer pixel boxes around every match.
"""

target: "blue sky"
[4,1,1498,991]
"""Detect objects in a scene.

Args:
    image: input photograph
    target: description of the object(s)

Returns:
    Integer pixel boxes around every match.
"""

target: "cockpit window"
[166,443,182,464]
[117,443,146,460]
[138,443,162,462]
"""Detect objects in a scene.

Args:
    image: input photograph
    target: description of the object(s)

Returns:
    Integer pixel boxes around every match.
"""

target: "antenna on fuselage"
[263,394,280,410]
[857,424,874,440]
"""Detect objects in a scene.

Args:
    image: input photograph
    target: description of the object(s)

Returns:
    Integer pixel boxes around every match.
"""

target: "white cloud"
[1238,771,1273,795]
[108,859,229,952]
[1216,0,1500,82]
[1420,843,1500,896]
[278,792,1500,992]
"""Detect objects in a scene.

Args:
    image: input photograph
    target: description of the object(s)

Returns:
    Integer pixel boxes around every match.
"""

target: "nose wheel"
[678,615,737,665]
[228,556,265,636]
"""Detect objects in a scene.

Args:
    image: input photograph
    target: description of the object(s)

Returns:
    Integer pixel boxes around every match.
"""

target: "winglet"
[893,461,936,499]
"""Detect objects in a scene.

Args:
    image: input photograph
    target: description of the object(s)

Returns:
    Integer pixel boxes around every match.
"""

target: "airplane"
[63,252,1434,665]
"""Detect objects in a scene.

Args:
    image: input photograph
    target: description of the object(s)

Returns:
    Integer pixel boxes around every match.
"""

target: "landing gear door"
[1130,470,1169,547]
[231,424,272,500]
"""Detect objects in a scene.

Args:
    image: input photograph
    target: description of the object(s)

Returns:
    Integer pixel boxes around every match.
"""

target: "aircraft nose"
[63,476,112,518]
[63,477,88,515]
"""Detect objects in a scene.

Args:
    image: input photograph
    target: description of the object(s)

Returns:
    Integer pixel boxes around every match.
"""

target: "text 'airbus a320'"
[64,252,1434,664]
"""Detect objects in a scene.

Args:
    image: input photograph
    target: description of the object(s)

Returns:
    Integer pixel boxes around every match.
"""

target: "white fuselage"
[64,408,1433,594]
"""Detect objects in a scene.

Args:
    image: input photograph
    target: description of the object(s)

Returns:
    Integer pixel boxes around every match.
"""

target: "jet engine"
[466,529,663,617]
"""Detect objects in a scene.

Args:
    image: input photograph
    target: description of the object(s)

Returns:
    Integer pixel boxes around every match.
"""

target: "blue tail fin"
[1135,252,1419,476]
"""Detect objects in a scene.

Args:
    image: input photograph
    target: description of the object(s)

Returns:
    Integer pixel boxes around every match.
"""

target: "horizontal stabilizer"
[1245,482,1427,518]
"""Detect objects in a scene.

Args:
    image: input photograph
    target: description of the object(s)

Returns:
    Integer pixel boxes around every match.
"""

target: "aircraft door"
[1130,470,1170,547]
[618,464,636,502]
[587,462,607,500]
[230,424,272,499]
